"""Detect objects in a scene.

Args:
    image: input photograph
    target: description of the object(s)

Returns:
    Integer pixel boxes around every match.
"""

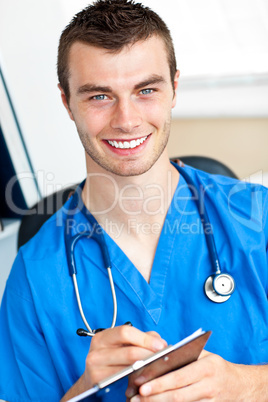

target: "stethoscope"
[173,163,236,304]
[65,163,235,337]
[65,186,118,337]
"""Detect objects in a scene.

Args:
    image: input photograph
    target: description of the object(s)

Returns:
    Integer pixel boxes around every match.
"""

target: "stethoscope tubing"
[173,163,222,275]
[72,267,117,336]
[65,187,117,336]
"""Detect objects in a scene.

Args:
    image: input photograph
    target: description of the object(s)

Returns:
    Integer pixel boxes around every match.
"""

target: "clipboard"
[67,328,211,402]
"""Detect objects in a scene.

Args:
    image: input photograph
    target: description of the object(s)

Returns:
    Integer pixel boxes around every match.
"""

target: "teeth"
[107,136,148,149]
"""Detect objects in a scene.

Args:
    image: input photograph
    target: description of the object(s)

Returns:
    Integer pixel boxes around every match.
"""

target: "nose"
[110,99,142,132]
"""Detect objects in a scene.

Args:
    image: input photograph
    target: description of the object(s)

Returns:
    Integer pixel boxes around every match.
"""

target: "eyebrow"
[76,75,167,96]
[76,84,112,96]
[133,75,167,90]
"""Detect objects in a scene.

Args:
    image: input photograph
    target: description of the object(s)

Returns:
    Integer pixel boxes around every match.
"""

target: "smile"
[107,135,148,149]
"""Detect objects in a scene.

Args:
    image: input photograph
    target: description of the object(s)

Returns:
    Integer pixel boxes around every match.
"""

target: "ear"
[58,84,74,121]
[172,70,180,109]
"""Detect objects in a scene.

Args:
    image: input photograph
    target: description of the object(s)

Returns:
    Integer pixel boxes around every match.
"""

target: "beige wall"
[168,118,268,179]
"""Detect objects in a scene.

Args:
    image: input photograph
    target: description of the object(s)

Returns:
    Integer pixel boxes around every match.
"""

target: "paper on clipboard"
[67,328,211,402]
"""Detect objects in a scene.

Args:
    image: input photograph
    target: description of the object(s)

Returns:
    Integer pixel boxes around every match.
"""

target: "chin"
[85,146,165,177]
[103,162,153,177]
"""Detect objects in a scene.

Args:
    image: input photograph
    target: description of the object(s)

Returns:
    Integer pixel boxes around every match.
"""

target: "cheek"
[141,100,172,128]
[73,108,110,138]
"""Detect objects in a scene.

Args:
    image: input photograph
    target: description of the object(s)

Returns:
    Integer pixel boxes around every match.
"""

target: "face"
[60,36,179,177]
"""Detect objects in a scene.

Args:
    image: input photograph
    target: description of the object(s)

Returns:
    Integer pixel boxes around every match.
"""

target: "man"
[0,1,268,401]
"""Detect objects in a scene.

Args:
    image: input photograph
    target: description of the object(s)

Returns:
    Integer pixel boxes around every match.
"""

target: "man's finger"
[135,358,204,395]
[130,380,210,402]
[87,345,159,367]
[91,326,167,352]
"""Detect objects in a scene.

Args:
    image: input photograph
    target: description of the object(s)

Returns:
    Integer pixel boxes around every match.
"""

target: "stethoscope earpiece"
[204,273,235,303]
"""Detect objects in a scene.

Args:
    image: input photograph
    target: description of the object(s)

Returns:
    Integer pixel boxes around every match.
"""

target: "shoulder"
[6,196,79,301]
[183,164,268,204]
[19,196,73,261]
[179,164,268,236]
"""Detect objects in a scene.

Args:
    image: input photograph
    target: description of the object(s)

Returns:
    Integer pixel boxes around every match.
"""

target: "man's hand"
[127,350,268,401]
[83,325,167,387]
[60,325,167,401]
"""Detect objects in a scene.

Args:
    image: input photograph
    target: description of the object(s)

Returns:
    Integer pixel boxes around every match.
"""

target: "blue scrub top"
[1,165,268,401]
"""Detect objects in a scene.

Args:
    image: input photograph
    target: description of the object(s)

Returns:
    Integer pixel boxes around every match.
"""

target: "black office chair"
[171,155,238,179]
[17,156,237,249]
[17,184,77,249]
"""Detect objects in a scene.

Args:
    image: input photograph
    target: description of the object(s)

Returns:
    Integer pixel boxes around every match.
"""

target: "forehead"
[67,36,170,90]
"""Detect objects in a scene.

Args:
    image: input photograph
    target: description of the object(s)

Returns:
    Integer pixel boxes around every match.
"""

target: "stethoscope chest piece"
[204,273,235,303]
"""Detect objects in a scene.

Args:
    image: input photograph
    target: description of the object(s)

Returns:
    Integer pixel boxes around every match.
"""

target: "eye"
[92,94,108,100]
[140,88,154,95]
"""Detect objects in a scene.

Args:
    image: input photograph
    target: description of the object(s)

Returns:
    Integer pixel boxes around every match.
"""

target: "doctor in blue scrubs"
[1,1,268,401]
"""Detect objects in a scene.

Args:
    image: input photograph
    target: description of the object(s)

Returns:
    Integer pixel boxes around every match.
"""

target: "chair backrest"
[172,155,238,179]
[17,184,77,249]
[17,156,237,249]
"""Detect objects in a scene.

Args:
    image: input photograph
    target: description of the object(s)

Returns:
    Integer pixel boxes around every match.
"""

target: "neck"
[82,152,179,228]
[82,152,179,282]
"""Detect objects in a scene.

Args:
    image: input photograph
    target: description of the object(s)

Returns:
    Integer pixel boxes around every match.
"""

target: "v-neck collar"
[100,173,190,324]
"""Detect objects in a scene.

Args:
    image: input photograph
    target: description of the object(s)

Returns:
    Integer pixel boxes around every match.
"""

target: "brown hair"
[57,0,177,102]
